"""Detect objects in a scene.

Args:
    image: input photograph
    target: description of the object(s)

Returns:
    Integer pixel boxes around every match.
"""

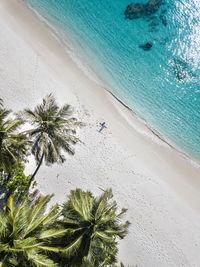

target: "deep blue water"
[25,0,200,160]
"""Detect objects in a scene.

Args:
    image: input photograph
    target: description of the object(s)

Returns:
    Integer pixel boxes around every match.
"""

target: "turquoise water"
[25,0,200,160]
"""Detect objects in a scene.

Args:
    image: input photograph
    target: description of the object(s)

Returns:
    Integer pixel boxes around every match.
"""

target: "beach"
[0,0,200,266]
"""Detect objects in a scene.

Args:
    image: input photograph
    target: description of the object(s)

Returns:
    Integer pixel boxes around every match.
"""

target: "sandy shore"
[1,0,200,266]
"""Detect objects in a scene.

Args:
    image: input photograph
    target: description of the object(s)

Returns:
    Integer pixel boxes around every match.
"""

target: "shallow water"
[24,0,200,160]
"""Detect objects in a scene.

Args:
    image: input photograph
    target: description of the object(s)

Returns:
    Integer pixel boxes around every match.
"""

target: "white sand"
[0,0,200,266]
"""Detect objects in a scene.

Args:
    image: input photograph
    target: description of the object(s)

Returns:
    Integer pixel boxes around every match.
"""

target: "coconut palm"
[58,188,130,266]
[22,94,82,185]
[0,108,28,176]
[0,194,66,267]
[0,98,3,107]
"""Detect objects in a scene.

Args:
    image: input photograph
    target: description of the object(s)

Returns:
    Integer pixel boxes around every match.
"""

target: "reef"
[125,0,165,20]
[139,42,153,51]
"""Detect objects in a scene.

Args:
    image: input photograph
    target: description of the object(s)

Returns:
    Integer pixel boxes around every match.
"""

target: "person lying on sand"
[98,121,107,133]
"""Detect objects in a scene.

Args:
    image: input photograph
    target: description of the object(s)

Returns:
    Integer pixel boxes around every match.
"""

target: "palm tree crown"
[0,194,66,267]
[0,108,28,175]
[22,94,82,183]
[59,189,130,266]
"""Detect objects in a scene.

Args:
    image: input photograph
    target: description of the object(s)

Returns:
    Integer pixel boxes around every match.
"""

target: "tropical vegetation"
[21,94,83,185]
[0,194,66,266]
[0,107,28,176]
[0,94,82,186]
[0,189,130,267]
[0,95,132,266]
[54,188,130,266]
[1,163,31,198]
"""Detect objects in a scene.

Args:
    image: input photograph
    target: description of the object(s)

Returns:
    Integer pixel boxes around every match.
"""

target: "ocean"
[24,0,200,161]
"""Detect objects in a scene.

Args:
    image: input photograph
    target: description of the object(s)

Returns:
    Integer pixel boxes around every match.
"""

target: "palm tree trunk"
[29,152,44,186]
[5,173,11,182]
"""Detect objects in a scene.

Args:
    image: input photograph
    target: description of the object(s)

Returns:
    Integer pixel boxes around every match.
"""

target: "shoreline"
[21,0,200,168]
[1,0,200,265]
[1,0,200,211]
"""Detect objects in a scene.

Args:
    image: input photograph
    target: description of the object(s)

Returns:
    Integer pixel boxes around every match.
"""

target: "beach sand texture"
[0,0,200,266]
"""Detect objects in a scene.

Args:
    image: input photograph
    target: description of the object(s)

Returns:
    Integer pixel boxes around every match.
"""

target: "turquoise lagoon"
[24,0,200,161]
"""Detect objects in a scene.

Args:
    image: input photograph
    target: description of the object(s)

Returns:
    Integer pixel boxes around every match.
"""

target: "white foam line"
[25,1,105,87]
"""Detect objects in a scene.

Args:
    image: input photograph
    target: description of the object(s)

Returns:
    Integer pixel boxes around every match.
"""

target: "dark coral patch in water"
[139,42,153,50]
[125,0,165,20]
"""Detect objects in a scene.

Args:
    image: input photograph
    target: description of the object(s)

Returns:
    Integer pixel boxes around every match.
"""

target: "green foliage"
[0,194,66,266]
[2,163,31,198]
[23,93,83,164]
[21,93,83,183]
[56,188,130,266]
[0,96,132,266]
[0,188,131,266]
[0,108,28,174]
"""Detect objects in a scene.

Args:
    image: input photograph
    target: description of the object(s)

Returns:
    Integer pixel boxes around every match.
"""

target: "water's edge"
[23,0,200,170]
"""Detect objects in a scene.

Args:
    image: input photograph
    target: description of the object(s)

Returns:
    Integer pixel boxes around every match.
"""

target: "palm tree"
[58,188,130,266]
[0,108,28,176]
[0,194,66,266]
[22,94,82,185]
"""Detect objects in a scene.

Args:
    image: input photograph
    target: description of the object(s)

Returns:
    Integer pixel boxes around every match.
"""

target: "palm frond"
[56,104,73,118]
[24,195,54,237]
[0,195,61,266]
[37,246,60,253]
[27,251,58,267]
[61,235,83,257]
[93,231,113,242]
[69,189,93,221]
[39,229,67,239]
